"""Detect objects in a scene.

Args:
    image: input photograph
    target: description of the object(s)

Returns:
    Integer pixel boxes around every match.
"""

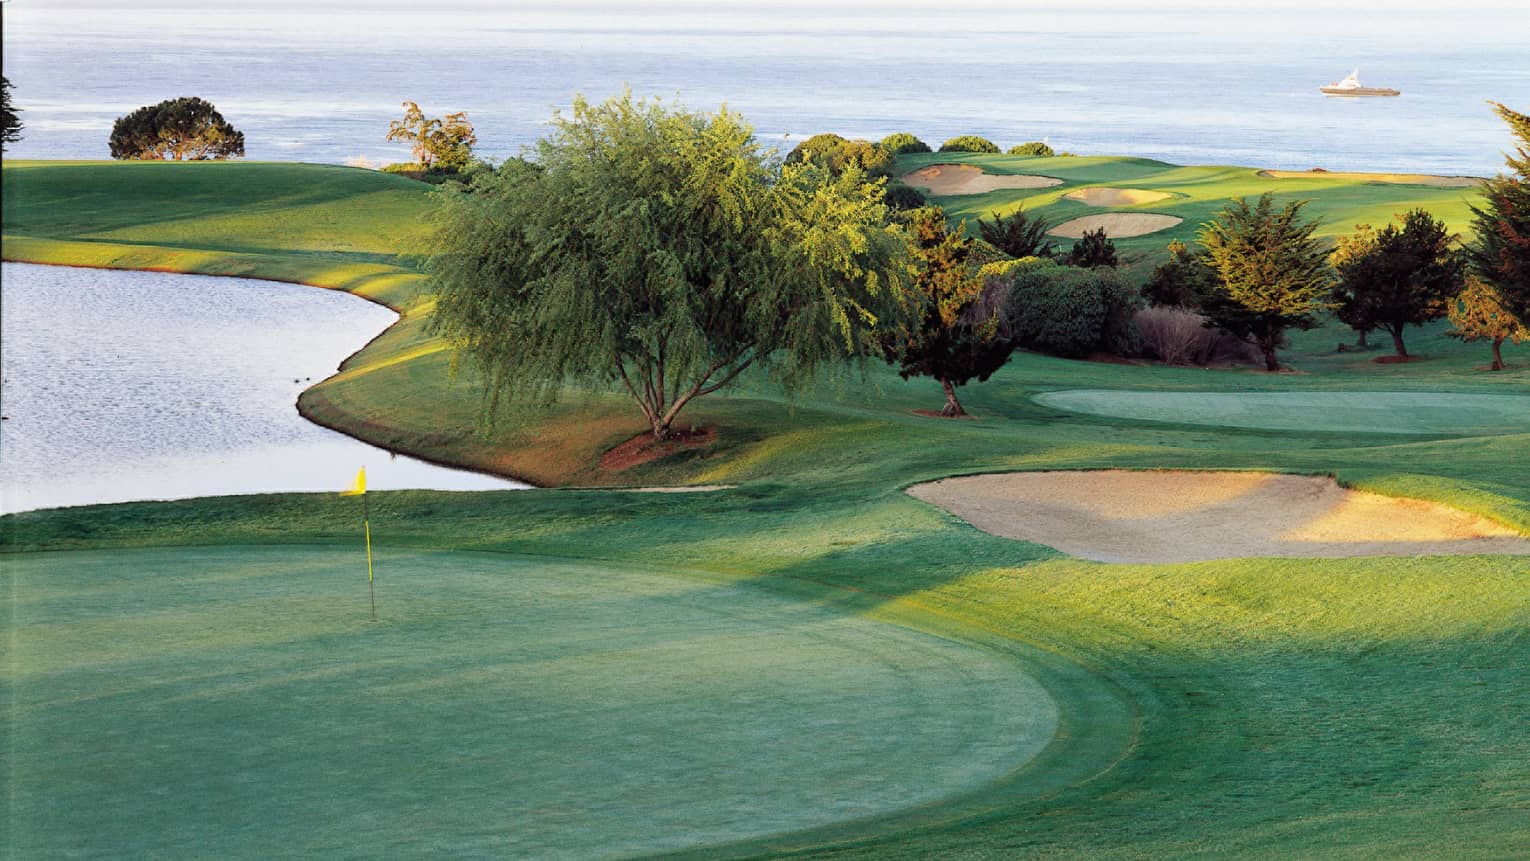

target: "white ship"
[1320,69,1400,97]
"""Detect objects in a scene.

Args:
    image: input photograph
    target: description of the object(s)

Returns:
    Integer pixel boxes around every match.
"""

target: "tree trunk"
[939,378,966,417]
[1491,337,1505,371]
[1389,328,1409,359]
[1356,328,1369,348]
[650,416,672,440]
[1260,335,1280,372]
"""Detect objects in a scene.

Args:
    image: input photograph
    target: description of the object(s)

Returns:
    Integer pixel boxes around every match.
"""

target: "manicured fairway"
[1033,390,1530,435]
[5,545,1064,859]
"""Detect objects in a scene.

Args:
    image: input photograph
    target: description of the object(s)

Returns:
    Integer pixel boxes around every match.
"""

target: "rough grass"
[4,159,1530,858]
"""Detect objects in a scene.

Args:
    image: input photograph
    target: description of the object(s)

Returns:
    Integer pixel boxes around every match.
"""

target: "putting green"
[1034,390,1530,435]
[6,546,1058,859]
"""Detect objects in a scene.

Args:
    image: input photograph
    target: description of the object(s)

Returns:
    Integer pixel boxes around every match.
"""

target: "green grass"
[895,152,1482,278]
[4,159,1530,858]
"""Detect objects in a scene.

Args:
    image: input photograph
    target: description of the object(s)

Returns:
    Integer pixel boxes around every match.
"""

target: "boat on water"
[1320,69,1400,97]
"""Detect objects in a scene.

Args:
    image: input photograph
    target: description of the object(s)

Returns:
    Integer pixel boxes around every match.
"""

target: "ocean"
[3,1,1527,176]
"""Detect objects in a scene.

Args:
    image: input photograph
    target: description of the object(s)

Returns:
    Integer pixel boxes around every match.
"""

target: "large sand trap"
[1049,213,1182,238]
[901,164,1062,196]
[908,470,1530,563]
[1257,169,1482,188]
[1064,187,1173,207]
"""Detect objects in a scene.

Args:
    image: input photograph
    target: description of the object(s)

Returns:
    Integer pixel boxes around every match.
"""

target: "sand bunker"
[908,470,1530,564]
[1049,213,1182,238]
[900,164,1062,196]
[1257,169,1482,188]
[1064,187,1173,207]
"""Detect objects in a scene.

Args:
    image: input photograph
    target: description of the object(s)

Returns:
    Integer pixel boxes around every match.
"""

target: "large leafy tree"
[977,207,1055,259]
[784,133,893,179]
[1199,193,1332,371]
[1448,276,1527,371]
[108,97,244,160]
[1465,101,1530,325]
[883,207,1014,417]
[1,76,22,150]
[429,93,917,439]
[387,101,476,170]
[1331,209,1463,358]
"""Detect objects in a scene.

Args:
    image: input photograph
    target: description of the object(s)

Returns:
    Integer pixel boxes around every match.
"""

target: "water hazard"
[0,263,525,513]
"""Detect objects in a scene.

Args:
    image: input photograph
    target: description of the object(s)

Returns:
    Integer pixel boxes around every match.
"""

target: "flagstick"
[363,489,376,622]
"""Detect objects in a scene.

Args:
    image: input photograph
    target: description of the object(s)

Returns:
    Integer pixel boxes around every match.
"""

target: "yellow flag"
[340,467,367,496]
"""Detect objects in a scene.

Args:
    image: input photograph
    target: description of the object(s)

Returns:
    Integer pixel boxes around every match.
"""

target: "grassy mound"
[5,543,1111,858]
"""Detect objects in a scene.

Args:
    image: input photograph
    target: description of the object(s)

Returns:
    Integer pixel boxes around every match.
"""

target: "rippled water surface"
[0,263,524,512]
[3,2,1528,175]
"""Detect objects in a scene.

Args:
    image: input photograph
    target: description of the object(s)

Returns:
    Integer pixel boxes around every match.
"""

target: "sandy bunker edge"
[908,470,1530,564]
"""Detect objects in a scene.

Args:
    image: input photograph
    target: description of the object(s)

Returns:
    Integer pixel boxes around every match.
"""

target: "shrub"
[880,132,931,154]
[1065,226,1118,268]
[1134,306,1218,365]
[380,162,477,184]
[1142,239,1217,308]
[939,135,1001,154]
[786,133,893,179]
[1007,141,1055,157]
[883,183,927,210]
[1006,264,1142,357]
[979,256,1053,283]
[977,208,1056,259]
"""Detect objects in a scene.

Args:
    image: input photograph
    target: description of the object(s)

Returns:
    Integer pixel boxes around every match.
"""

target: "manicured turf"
[4,545,1071,859]
[4,160,1529,858]
[1034,390,1530,435]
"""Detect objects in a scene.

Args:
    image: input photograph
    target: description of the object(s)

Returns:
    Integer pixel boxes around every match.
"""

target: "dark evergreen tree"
[109,97,244,160]
[1,76,22,150]
[1331,210,1464,358]
[1465,101,1530,324]
[977,208,1056,259]
[883,207,1015,417]
[1065,227,1118,268]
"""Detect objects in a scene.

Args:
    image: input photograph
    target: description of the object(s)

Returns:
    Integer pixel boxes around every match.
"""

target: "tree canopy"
[1465,101,1530,325]
[879,132,931,154]
[386,101,477,171]
[784,133,894,179]
[1,76,22,150]
[1331,209,1463,358]
[108,97,244,161]
[1198,193,1332,371]
[1064,226,1118,269]
[939,135,1001,154]
[1007,141,1055,157]
[428,93,918,439]
[882,207,1014,417]
[1448,275,1527,371]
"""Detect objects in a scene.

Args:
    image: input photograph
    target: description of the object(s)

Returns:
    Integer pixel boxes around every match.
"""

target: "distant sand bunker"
[908,470,1530,564]
[901,164,1062,196]
[1257,169,1482,188]
[1064,187,1173,207]
[1050,213,1182,239]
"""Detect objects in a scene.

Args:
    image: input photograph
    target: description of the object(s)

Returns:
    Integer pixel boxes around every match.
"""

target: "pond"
[1,263,525,513]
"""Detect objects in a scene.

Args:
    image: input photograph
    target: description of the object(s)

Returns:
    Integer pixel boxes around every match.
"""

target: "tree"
[1465,102,1530,326]
[1,76,22,151]
[108,97,244,160]
[1331,210,1464,358]
[386,101,476,170]
[1328,224,1378,347]
[1142,239,1217,308]
[428,93,918,439]
[883,207,1014,417]
[1065,227,1118,268]
[977,208,1056,259]
[1198,194,1332,372]
[1448,276,1528,371]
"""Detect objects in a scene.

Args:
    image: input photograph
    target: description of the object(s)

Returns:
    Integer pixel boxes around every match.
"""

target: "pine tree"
[1465,102,1530,324]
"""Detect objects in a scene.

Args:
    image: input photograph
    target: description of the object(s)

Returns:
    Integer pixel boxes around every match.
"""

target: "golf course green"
[3,158,1529,858]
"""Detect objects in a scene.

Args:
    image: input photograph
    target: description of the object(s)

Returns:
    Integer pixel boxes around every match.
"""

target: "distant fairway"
[1034,390,1530,435]
[6,545,1058,859]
